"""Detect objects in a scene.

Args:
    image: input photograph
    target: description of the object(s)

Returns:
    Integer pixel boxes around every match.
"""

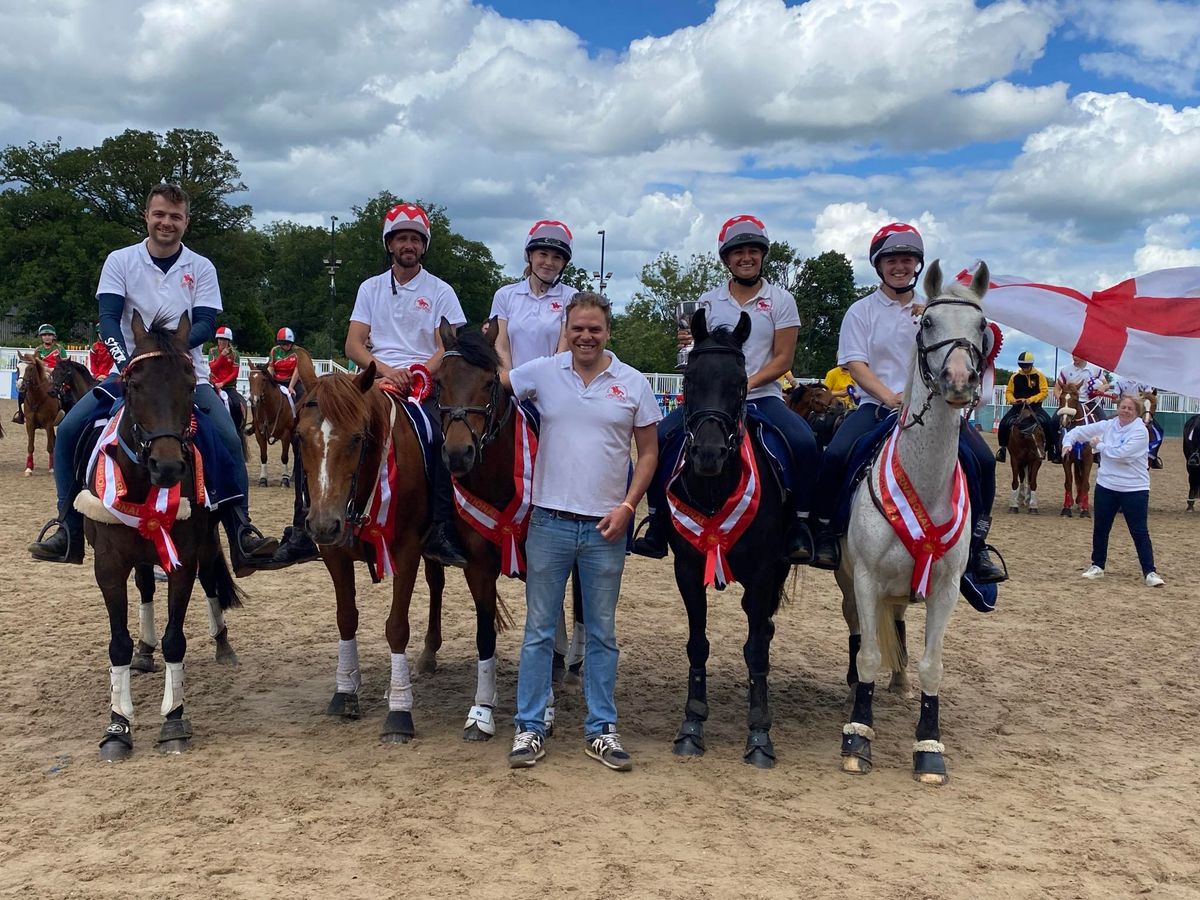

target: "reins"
[119,348,196,463]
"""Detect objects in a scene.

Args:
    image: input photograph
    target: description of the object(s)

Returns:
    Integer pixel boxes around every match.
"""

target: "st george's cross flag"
[956,265,1200,398]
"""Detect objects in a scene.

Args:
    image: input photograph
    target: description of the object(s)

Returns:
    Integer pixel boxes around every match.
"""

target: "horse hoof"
[914,750,949,786]
[1008,506,1018,513]
[281,476,290,489]
[157,738,192,754]
[1080,509,1090,519]
[99,720,133,761]
[381,710,415,743]
[99,741,132,762]
[130,650,157,674]
[1060,508,1072,517]
[326,692,361,719]
[258,477,268,487]
[745,748,776,769]
[743,731,776,769]
[463,723,493,742]
[24,469,32,477]
[672,720,706,757]
[842,754,871,774]
[214,641,239,667]
[414,650,437,676]
[841,732,873,775]
[156,718,193,754]
[1029,507,1039,514]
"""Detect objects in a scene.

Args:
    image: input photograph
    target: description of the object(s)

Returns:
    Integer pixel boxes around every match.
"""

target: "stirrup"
[973,543,1009,583]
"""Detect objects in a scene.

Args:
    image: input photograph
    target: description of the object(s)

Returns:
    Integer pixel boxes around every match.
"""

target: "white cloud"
[1133,215,1200,271]
[1069,0,1200,96]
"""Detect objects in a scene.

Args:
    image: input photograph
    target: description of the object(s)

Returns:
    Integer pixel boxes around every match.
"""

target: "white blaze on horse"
[838,260,990,786]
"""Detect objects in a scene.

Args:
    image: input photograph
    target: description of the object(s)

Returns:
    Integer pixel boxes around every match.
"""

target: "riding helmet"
[717,215,770,258]
[216,326,234,341]
[37,323,56,337]
[868,223,924,268]
[382,203,432,249]
[1017,351,1034,367]
[276,327,295,343]
[525,220,573,263]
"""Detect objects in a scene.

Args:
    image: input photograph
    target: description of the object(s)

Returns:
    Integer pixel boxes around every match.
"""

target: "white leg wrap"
[1029,490,1038,508]
[465,705,496,735]
[913,739,946,754]
[544,685,556,730]
[386,653,413,712]
[281,462,290,479]
[336,639,362,694]
[475,657,497,707]
[1009,488,1018,506]
[259,462,268,480]
[567,621,586,667]
[139,602,157,649]
[206,595,224,639]
[161,661,185,717]
[110,665,134,720]
[843,722,876,741]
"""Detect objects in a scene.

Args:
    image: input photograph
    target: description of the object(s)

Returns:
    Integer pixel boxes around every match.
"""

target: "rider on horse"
[12,324,63,426]
[491,220,574,369]
[26,183,278,573]
[267,328,301,396]
[810,223,1007,584]
[632,214,819,563]
[88,323,115,380]
[823,363,859,408]
[1056,355,1106,421]
[208,325,244,411]
[996,351,1059,463]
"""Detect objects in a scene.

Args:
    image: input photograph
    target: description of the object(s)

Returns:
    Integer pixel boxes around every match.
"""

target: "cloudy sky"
[3,0,1199,373]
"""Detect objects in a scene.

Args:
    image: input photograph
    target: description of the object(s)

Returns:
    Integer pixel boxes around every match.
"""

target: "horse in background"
[50,358,98,415]
[16,353,60,476]
[1137,388,1164,470]
[1184,414,1200,512]
[1006,403,1043,513]
[786,381,847,450]
[248,365,294,487]
[1057,381,1095,518]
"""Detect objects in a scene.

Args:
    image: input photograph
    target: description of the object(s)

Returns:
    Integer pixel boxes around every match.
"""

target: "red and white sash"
[452,403,538,577]
[90,407,206,572]
[353,392,401,579]
[667,431,761,588]
[876,418,969,598]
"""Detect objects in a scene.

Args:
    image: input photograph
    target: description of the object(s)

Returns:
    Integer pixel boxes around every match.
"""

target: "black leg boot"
[422,459,467,568]
[811,521,841,570]
[13,390,25,425]
[220,505,278,577]
[28,517,84,564]
[631,505,670,559]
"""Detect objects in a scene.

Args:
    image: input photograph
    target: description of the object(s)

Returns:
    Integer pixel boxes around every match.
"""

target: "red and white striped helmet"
[382,202,431,248]
[215,326,234,341]
[276,327,295,343]
[868,223,924,267]
[525,220,573,262]
[717,214,770,257]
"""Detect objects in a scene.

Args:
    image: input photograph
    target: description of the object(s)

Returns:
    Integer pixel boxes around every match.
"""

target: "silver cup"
[675,300,707,370]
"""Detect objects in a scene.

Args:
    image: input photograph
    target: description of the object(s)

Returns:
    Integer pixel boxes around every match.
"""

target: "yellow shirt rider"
[823,364,859,408]
[996,351,1059,462]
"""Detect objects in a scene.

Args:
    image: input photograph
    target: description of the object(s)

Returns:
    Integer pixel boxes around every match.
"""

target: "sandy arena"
[1,398,1198,898]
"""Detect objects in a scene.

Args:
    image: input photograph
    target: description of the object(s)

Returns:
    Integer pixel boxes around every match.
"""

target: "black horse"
[668,309,792,768]
[1185,414,1200,512]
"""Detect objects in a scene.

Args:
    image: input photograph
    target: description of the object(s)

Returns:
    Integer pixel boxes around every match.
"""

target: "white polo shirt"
[96,241,221,380]
[350,267,466,369]
[510,350,662,518]
[1057,364,1100,398]
[837,287,922,402]
[489,278,574,368]
[697,280,801,401]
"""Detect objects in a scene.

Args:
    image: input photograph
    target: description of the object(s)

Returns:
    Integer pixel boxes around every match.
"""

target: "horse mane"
[452,331,500,370]
[138,317,189,355]
[308,373,372,432]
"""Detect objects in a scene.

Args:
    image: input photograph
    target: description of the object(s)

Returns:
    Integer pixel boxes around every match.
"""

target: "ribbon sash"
[353,393,401,579]
[667,431,761,588]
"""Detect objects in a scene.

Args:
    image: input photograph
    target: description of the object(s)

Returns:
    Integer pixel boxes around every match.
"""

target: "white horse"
[838,260,990,786]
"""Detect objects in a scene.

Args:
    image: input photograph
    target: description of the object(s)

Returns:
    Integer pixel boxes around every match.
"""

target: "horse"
[16,354,61,476]
[293,357,448,743]
[211,382,250,463]
[837,260,989,786]
[1137,388,1164,470]
[83,313,244,761]
[786,381,848,450]
[49,357,97,415]
[1057,381,1095,518]
[1184,414,1200,512]
[667,308,792,769]
[1006,403,1043,513]
[247,365,294,487]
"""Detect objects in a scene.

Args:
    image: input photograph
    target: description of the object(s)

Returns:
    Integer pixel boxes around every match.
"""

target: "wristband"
[620,501,636,515]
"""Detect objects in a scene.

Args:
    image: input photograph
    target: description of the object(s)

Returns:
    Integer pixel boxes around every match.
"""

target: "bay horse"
[837,260,988,785]
[248,365,294,487]
[50,357,97,415]
[293,357,448,743]
[1138,388,1163,469]
[668,309,791,768]
[1006,403,1043,513]
[1057,381,1095,518]
[1184,414,1200,512]
[786,382,847,450]
[16,353,60,476]
[85,313,244,761]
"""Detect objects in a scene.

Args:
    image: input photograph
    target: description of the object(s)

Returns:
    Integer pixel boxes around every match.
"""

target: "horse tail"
[494,589,515,633]
[206,549,247,610]
[875,599,905,674]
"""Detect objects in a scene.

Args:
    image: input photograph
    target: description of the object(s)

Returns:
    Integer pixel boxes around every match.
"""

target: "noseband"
[436,350,512,464]
[121,349,195,463]
[905,297,986,429]
[684,343,747,456]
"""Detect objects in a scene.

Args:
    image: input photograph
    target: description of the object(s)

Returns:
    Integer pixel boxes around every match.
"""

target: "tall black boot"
[786,516,813,564]
[422,459,467,568]
[28,517,84,564]
[220,505,278,577]
[12,389,25,425]
[811,521,841,570]
[969,517,1007,584]
[631,505,669,559]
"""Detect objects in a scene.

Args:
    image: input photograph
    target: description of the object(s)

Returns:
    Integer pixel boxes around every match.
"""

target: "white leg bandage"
[386,653,413,712]
[139,602,157,649]
[259,462,268,480]
[110,665,134,720]
[206,595,224,639]
[161,661,185,717]
[567,621,586,667]
[281,462,290,479]
[475,657,497,708]
[336,639,362,694]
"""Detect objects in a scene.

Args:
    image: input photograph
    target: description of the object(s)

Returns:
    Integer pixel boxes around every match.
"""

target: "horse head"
[435,317,506,478]
[684,308,750,477]
[1058,381,1082,423]
[123,311,197,487]
[917,260,989,408]
[1139,388,1158,424]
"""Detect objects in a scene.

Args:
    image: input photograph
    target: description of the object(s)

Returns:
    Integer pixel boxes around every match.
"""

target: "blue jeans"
[1092,485,1155,575]
[515,507,627,737]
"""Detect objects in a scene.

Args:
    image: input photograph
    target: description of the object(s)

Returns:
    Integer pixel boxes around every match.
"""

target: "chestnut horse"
[786,382,847,450]
[1006,403,1043,513]
[1057,381,1095,518]
[247,365,294,487]
[16,354,60,476]
[294,358,449,743]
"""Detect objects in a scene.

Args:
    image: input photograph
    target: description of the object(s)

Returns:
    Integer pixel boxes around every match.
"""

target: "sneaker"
[508,730,545,768]
[584,726,633,772]
[1145,571,1165,587]
[1081,565,1104,579]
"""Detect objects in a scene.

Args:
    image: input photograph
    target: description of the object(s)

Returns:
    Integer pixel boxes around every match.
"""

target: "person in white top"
[502,293,660,771]
[1056,355,1106,420]
[490,221,575,369]
[632,215,819,563]
[1065,394,1164,586]
[809,223,1005,584]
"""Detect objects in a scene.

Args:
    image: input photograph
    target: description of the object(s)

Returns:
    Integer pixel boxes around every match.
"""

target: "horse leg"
[156,563,198,754]
[197,548,239,667]
[25,421,34,474]
[672,552,710,758]
[280,432,291,488]
[130,565,158,674]
[1078,462,1091,517]
[98,548,136,761]
[1028,461,1039,513]
[46,423,55,474]
[741,569,782,769]
[1061,461,1073,517]
[842,565,885,776]
[325,551,362,719]
[416,562,444,675]
[381,537,421,744]
[461,562,500,742]
[257,432,269,486]
[836,566,860,691]
[912,589,957,786]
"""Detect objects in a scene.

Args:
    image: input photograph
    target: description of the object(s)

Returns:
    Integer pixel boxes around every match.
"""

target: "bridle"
[299,395,377,531]
[904,297,987,430]
[120,349,196,463]
[683,343,747,457]
[436,350,512,465]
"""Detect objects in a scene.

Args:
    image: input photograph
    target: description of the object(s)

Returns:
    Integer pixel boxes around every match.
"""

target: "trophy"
[675,300,708,370]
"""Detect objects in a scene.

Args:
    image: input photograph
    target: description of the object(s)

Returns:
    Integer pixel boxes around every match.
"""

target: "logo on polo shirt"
[415,296,431,311]
[182,273,194,288]
[549,301,563,312]
[606,384,627,400]
[755,297,772,312]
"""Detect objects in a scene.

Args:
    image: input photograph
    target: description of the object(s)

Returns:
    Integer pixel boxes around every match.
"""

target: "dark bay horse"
[1184,414,1200,512]
[294,359,447,743]
[1057,381,1095,518]
[16,354,60,476]
[50,357,97,415]
[85,313,243,761]
[668,309,791,768]
[1006,403,1043,513]
[786,382,847,450]
[248,365,294,487]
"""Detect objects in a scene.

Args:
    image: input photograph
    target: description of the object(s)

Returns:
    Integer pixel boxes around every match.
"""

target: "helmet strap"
[732,274,761,288]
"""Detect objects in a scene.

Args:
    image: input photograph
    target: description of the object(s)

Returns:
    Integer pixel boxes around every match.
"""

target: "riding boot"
[12,390,25,424]
[811,523,841,570]
[219,505,279,577]
[969,517,1008,584]
[995,446,1007,462]
[256,525,321,570]
[422,462,468,569]
[786,516,813,564]
[28,518,84,564]
[631,506,669,559]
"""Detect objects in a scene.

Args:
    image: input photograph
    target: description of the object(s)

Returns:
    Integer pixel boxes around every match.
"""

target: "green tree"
[791,251,859,377]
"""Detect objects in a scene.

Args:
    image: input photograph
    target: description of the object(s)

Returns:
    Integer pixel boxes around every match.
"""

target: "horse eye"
[350,435,362,446]
[921,317,932,329]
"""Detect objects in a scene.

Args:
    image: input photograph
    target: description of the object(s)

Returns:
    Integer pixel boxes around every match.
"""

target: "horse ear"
[923,259,943,300]
[296,347,318,393]
[438,317,457,351]
[176,312,191,349]
[130,310,148,346]
[733,311,752,346]
[485,316,500,347]
[357,361,377,393]
[690,307,709,343]
[971,260,990,301]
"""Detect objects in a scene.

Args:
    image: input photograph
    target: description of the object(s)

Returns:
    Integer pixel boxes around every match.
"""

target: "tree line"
[1,129,865,375]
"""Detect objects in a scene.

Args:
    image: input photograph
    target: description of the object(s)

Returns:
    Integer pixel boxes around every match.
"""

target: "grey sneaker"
[585,726,633,772]
[508,730,545,768]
